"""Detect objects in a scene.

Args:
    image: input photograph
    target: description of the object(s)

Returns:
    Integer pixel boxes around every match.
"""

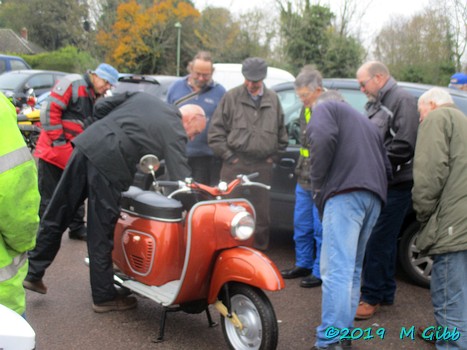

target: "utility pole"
[175,22,182,76]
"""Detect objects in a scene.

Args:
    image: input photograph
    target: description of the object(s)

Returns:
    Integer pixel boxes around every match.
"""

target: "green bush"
[20,46,99,73]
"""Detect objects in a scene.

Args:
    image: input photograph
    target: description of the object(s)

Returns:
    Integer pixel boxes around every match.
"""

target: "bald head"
[356,61,391,101]
[179,104,207,141]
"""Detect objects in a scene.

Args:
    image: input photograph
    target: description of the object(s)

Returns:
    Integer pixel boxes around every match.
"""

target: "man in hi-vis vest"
[280,67,324,288]
[0,92,40,315]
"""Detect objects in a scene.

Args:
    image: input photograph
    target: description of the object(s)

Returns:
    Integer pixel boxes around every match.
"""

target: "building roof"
[0,28,46,55]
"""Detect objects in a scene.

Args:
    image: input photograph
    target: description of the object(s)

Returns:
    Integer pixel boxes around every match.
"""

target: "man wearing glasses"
[167,51,226,185]
[208,57,288,250]
[355,61,419,320]
[281,67,324,288]
[34,63,119,242]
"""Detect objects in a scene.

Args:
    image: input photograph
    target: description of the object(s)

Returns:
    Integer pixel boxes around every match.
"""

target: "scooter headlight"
[231,212,255,240]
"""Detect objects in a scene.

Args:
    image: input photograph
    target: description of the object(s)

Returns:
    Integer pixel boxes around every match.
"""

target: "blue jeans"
[431,250,467,350]
[293,183,322,278]
[316,191,382,347]
[360,187,412,305]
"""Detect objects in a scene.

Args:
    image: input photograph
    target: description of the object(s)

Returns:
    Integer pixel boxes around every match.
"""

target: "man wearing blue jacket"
[167,51,226,185]
[307,91,391,350]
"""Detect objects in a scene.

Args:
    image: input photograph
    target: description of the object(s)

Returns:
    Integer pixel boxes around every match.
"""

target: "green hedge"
[20,46,99,73]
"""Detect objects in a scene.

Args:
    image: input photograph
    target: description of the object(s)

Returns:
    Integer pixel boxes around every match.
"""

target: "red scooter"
[111,155,285,349]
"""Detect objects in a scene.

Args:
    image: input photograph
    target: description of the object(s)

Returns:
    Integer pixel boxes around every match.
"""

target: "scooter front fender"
[208,246,285,304]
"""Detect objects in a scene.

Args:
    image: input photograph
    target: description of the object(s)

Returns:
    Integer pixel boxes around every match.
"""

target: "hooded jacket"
[0,93,40,314]
[412,104,467,255]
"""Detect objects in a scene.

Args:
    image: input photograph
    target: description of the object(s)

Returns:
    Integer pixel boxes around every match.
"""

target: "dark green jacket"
[412,104,467,255]
[208,84,288,162]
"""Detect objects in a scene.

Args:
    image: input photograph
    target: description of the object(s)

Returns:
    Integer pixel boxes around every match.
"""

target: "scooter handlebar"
[240,172,259,180]
[237,173,271,190]
[156,180,183,188]
[154,173,270,198]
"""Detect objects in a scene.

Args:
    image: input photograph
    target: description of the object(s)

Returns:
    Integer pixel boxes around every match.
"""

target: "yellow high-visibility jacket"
[0,92,39,315]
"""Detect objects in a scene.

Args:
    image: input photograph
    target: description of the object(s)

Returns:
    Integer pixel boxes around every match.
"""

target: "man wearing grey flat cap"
[209,57,288,250]
[33,63,119,242]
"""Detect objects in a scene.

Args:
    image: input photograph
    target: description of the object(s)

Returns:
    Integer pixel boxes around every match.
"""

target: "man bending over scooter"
[23,92,206,313]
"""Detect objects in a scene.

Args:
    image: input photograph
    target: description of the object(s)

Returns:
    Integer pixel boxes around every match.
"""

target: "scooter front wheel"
[221,284,278,350]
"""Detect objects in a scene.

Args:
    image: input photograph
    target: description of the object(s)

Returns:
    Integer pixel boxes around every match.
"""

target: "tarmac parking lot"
[26,230,436,350]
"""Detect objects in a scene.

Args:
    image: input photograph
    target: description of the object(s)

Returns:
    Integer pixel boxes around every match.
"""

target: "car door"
[270,80,369,231]
[270,83,302,230]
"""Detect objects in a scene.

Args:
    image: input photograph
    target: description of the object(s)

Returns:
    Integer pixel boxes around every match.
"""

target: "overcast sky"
[193,0,432,48]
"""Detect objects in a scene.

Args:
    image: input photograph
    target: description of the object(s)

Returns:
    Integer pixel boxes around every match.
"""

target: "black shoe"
[300,275,322,288]
[311,342,345,350]
[311,340,351,350]
[281,266,311,279]
[69,227,87,241]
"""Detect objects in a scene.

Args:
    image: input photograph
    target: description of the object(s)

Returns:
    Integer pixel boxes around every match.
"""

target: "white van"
[213,63,295,90]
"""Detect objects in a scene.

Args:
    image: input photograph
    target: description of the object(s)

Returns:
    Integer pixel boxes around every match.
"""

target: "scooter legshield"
[207,246,285,304]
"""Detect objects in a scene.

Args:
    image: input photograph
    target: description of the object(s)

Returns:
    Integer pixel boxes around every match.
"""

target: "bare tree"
[435,0,467,70]
[373,9,454,84]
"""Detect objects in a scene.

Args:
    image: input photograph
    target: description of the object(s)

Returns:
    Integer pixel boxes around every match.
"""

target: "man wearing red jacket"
[34,63,118,241]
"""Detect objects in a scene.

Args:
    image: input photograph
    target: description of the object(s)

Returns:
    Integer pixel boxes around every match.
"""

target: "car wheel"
[398,221,431,288]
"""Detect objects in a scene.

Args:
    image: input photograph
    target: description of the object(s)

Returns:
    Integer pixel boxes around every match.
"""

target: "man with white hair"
[413,87,467,350]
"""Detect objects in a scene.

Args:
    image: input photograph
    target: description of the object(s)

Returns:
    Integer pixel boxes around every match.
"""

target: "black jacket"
[366,77,419,187]
[72,92,191,191]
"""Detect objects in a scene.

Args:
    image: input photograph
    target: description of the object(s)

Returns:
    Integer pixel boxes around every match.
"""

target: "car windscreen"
[112,81,163,98]
[0,72,27,90]
[452,95,467,114]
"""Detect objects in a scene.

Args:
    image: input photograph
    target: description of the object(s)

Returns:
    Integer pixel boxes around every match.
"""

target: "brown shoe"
[355,301,379,320]
[23,279,47,294]
[92,294,137,313]
[417,326,436,344]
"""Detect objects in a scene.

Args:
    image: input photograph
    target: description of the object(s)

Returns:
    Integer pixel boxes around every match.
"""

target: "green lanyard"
[300,107,311,157]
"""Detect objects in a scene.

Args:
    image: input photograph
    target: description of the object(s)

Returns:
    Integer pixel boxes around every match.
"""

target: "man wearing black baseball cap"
[208,57,288,250]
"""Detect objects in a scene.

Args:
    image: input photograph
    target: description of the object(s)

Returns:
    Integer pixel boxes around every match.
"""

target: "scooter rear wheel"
[221,284,278,350]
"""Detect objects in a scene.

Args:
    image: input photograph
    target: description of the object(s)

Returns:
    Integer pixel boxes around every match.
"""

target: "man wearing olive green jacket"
[0,92,40,315]
[412,87,467,350]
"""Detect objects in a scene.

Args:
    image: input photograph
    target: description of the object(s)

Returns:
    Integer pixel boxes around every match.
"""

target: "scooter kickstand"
[205,307,218,328]
[153,305,180,343]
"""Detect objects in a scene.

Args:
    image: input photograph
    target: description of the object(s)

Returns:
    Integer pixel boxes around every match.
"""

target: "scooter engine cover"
[122,231,155,276]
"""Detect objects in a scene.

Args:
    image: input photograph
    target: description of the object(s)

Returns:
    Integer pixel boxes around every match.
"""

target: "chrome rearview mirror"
[139,155,160,175]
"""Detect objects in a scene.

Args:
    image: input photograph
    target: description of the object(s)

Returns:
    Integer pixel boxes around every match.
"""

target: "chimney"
[20,27,28,41]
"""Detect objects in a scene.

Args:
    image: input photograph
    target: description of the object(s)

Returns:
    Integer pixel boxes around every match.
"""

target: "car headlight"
[230,211,255,240]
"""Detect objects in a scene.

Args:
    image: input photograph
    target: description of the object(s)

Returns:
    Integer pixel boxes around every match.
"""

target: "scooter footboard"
[207,246,285,304]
